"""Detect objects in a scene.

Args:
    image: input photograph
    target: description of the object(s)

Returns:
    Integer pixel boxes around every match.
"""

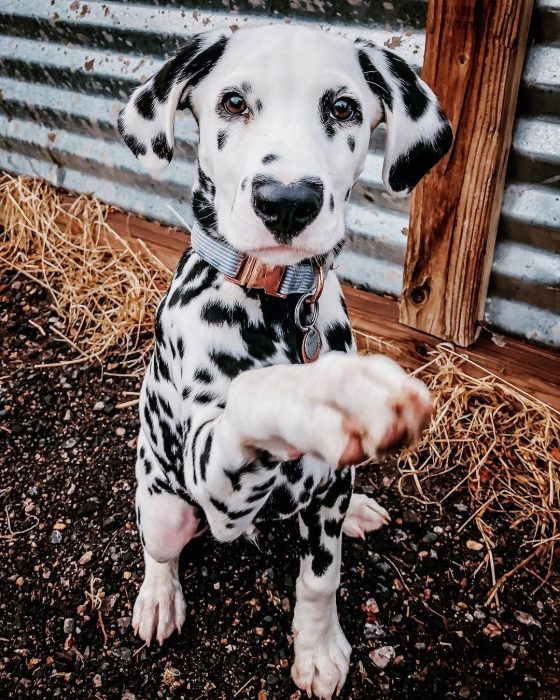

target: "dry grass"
[357,331,560,605]
[0,175,172,372]
[1,174,558,603]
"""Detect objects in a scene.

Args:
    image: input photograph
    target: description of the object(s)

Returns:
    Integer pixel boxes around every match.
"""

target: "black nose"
[252,176,324,243]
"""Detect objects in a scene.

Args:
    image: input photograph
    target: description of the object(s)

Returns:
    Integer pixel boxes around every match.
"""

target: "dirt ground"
[1,272,558,700]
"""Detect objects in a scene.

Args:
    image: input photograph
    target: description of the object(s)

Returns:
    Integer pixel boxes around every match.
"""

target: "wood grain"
[400,0,535,346]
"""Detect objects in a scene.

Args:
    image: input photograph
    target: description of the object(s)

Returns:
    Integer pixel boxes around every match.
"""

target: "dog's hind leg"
[133,434,200,646]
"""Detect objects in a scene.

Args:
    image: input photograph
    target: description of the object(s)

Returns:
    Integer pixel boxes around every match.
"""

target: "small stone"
[281,597,291,613]
[63,410,71,421]
[63,618,74,634]
[16,576,25,587]
[114,646,132,663]
[514,610,541,628]
[459,687,471,698]
[266,674,279,686]
[454,503,468,513]
[255,627,264,636]
[364,597,379,615]
[122,571,132,580]
[364,622,385,640]
[502,642,517,654]
[466,540,484,551]
[79,551,93,566]
[117,616,131,633]
[422,532,438,543]
[62,437,77,449]
[115,427,126,437]
[369,645,395,669]
[93,401,104,412]
[50,530,63,544]
[122,693,136,700]
[53,522,66,530]
[483,621,502,638]
[415,642,426,651]
[403,508,420,524]
[93,675,102,688]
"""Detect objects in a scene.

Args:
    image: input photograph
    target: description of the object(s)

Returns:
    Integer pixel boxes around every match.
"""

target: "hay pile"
[1,174,558,602]
[0,176,172,371]
[357,332,560,605]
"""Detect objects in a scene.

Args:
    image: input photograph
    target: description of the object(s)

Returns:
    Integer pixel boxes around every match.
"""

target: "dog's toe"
[292,624,351,699]
[132,577,186,647]
[342,493,390,539]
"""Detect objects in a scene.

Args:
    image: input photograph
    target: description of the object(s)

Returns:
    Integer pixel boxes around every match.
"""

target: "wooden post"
[399,0,534,346]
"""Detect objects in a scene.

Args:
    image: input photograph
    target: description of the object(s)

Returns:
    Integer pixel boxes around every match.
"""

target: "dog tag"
[301,326,322,363]
[295,294,322,364]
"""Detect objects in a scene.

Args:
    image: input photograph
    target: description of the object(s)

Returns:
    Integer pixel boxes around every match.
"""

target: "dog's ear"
[356,41,452,197]
[118,30,230,171]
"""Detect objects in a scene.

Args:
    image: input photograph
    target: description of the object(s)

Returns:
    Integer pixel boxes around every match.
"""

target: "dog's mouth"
[246,244,316,265]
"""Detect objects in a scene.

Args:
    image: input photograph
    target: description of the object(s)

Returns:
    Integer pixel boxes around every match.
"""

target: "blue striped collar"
[191,225,327,298]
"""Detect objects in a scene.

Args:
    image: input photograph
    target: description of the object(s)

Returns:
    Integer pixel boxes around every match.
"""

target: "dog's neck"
[191,223,329,299]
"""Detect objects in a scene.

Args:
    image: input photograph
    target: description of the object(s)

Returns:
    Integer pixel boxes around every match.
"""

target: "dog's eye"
[222,93,247,115]
[331,98,356,121]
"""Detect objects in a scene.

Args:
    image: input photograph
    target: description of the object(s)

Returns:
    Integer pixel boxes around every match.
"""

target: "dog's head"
[118,25,452,265]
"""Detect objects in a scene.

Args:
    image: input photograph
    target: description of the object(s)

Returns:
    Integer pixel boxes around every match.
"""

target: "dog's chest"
[144,250,354,524]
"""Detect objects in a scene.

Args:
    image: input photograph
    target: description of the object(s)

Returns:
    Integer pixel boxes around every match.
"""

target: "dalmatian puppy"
[118,24,451,699]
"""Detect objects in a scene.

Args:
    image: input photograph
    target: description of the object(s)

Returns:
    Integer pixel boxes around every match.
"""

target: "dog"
[118,24,451,699]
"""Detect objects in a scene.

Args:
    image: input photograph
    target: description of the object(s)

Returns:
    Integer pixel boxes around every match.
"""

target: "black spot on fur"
[324,517,344,538]
[347,135,355,152]
[193,391,217,404]
[192,189,217,232]
[319,89,337,139]
[194,367,213,384]
[217,129,228,150]
[197,165,216,196]
[135,89,156,120]
[153,35,229,103]
[201,301,250,327]
[267,483,298,515]
[325,321,353,352]
[311,545,334,576]
[262,153,278,164]
[357,49,393,111]
[209,350,254,379]
[345,188,351,200]
[383,49,428,120]
[388,121,452,193]
[280,458,304,484]
[329,194,335,212]
[241,177,248,191]
[199,432,213,481]
[117,115,146,158]
[255,99,263,113]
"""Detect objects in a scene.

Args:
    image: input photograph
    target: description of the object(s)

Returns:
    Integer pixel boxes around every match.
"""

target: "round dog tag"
[301,326,322,363]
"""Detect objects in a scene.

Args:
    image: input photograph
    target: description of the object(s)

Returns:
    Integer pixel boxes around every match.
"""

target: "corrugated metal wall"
[0,0,558,348]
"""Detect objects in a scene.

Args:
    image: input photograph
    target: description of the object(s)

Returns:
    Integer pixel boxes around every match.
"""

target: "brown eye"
[222,93,247,115]
[331,97,355,121]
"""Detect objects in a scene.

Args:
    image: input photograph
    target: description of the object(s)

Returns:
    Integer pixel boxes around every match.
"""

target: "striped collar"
[191,225,326,298]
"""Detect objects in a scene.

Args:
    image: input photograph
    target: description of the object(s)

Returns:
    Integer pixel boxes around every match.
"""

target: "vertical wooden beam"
[399,0,534,346]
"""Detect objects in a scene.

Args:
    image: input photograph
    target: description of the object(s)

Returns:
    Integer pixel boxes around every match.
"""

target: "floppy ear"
[355,40,452,197]
[117,29,230,171]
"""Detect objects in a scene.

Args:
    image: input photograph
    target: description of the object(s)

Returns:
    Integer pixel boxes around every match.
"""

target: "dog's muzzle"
[252,175,324,243]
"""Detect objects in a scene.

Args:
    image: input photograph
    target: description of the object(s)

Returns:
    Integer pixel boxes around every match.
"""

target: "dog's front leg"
[291,469,353,700]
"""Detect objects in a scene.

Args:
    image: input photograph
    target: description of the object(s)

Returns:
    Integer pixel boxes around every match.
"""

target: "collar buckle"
[226,256,287,298]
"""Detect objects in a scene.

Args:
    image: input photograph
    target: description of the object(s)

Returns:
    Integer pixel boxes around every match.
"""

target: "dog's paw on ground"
[342,492,390,539]
[132,575,186,646]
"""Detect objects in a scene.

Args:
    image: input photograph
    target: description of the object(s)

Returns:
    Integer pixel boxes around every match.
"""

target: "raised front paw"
[132,573,186,646]
[342,492,390,539]
[291,622,351,699]
[323,353,431,465]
